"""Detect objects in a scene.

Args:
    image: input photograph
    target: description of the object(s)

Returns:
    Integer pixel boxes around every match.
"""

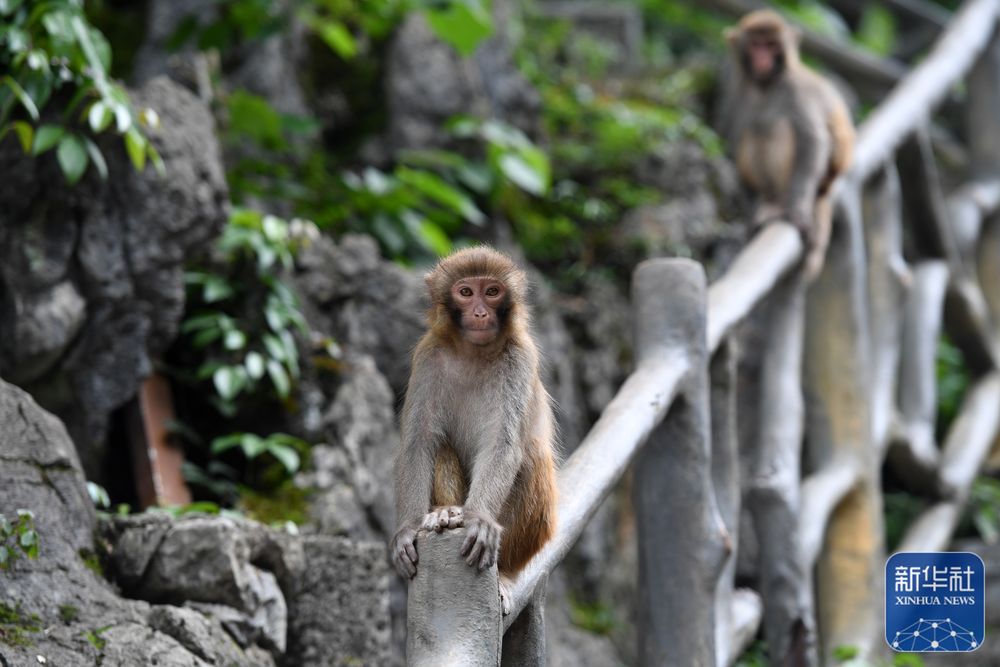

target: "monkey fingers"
[390,525,419,579]
[459,511,502,571]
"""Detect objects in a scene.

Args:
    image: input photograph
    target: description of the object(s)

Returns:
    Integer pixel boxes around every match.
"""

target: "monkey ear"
[723,27,739,46]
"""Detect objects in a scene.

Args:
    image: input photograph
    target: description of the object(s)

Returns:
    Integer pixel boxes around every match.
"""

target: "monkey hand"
[420,506,464,533]
[459,509,503,572]
[391,522,420,579]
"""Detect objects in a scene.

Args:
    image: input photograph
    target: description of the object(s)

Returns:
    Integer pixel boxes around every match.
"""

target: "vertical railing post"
[406,528,502,666]
[804,184,885,663]
[747,268,812,665]
[632,258,729,667]
[500,574,547,667]
[710,339,747,667]
[966,24,1000,179]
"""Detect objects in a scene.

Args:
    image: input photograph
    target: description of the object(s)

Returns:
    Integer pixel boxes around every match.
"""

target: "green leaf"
[213,366,241,401]
[87,100,113,133]
[0,545,8,568]
[210,433,244,454]
[203,277,234,303]
[239,434,268,458]
[266,443,300,474]
[19,529,36,548]
[32,124,64,154]
[84,137,108,180]
[56,134,89,184]
[147,142,165,175]
[223,329,247,351]
[6,120,32,152]
[124,127,146,171]
[87,481,111,508]
[498,151,549,195]
[226,91,285,150]
[267,359,290,397]
[418,220,453,256]
[424,0,494,57]
[856,5,896,57]
[396,167,485,224]
[263,334,286,362]
[3,75,39,120]
[317,21,357,59]
[245,352,265,380]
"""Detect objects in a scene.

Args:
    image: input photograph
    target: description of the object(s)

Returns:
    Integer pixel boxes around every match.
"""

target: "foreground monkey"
[723,10,855,277]
[391,247,557,611]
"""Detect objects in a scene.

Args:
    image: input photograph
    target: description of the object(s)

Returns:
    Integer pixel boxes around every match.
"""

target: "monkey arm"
[463,351,532,518]
[395,403,443,526]
[458,347,533,571]
[785,114,828,238]
[391,370,445,579]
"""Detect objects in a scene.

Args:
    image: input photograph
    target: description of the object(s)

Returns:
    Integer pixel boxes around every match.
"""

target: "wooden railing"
[404,1,1000,664]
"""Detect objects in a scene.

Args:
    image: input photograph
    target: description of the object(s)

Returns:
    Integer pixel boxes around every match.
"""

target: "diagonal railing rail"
[403,1,1000,665]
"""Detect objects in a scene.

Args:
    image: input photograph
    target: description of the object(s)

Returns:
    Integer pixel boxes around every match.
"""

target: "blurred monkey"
[722,10,855,277]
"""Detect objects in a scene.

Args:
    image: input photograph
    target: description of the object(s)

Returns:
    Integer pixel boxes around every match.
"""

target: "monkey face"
[743,30,785,84]
[449,276,507,345]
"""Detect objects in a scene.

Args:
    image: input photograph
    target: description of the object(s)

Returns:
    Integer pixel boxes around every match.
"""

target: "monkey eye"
[485,286,500,297]
[459,287,473,297]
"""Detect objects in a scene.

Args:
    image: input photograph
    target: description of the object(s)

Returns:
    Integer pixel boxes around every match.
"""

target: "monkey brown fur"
[722,10,855,277]
[391,246,558,599]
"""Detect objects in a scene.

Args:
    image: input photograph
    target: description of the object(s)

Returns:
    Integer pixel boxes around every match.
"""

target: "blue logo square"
[885,552,984,652]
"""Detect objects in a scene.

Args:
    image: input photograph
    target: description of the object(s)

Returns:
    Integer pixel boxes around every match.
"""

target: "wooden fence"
[404,0,1000,664]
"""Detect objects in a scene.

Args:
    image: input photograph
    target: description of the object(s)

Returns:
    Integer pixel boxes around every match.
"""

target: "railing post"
[632,258,728,667]
[747,268,813,665]
[500,574,547,667]
[406,528,502,666]
[711,339,761,666]
[804,184,885,663]
[966,23,1000,178]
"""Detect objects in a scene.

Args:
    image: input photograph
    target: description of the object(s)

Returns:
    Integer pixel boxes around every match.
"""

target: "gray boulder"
[0,377,263,666]
[283,536,392,667]
[295,234,426,395]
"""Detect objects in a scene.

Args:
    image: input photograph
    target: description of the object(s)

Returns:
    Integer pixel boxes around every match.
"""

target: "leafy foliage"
[963,477,1000,544]
[0,509,39,570]
[855,4,897,57]
[0,0,160,183]
[181,209,315,414]
[883,491,926,552]
[0,602,42,648]
[936,336,968,437]
[168,0,493,61]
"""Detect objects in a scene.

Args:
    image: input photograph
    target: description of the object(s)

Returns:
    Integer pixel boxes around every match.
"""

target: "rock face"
[296,234,426,395]
[0,376,392,666]
[0,377,259,666]
[0,76,229,481]
[385,0,541,152]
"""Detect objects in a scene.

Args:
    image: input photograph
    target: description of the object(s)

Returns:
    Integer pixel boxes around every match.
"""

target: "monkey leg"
[752,201,786,229]
[499,574,513,616]
[803,195,833,279]
[497,441,558,576]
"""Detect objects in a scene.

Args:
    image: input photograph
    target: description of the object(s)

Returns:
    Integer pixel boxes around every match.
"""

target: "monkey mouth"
[463,326,499,344]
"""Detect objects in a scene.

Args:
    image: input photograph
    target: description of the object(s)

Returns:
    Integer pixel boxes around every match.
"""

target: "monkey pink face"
[745,33,783,82]
[450,277,507,345]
